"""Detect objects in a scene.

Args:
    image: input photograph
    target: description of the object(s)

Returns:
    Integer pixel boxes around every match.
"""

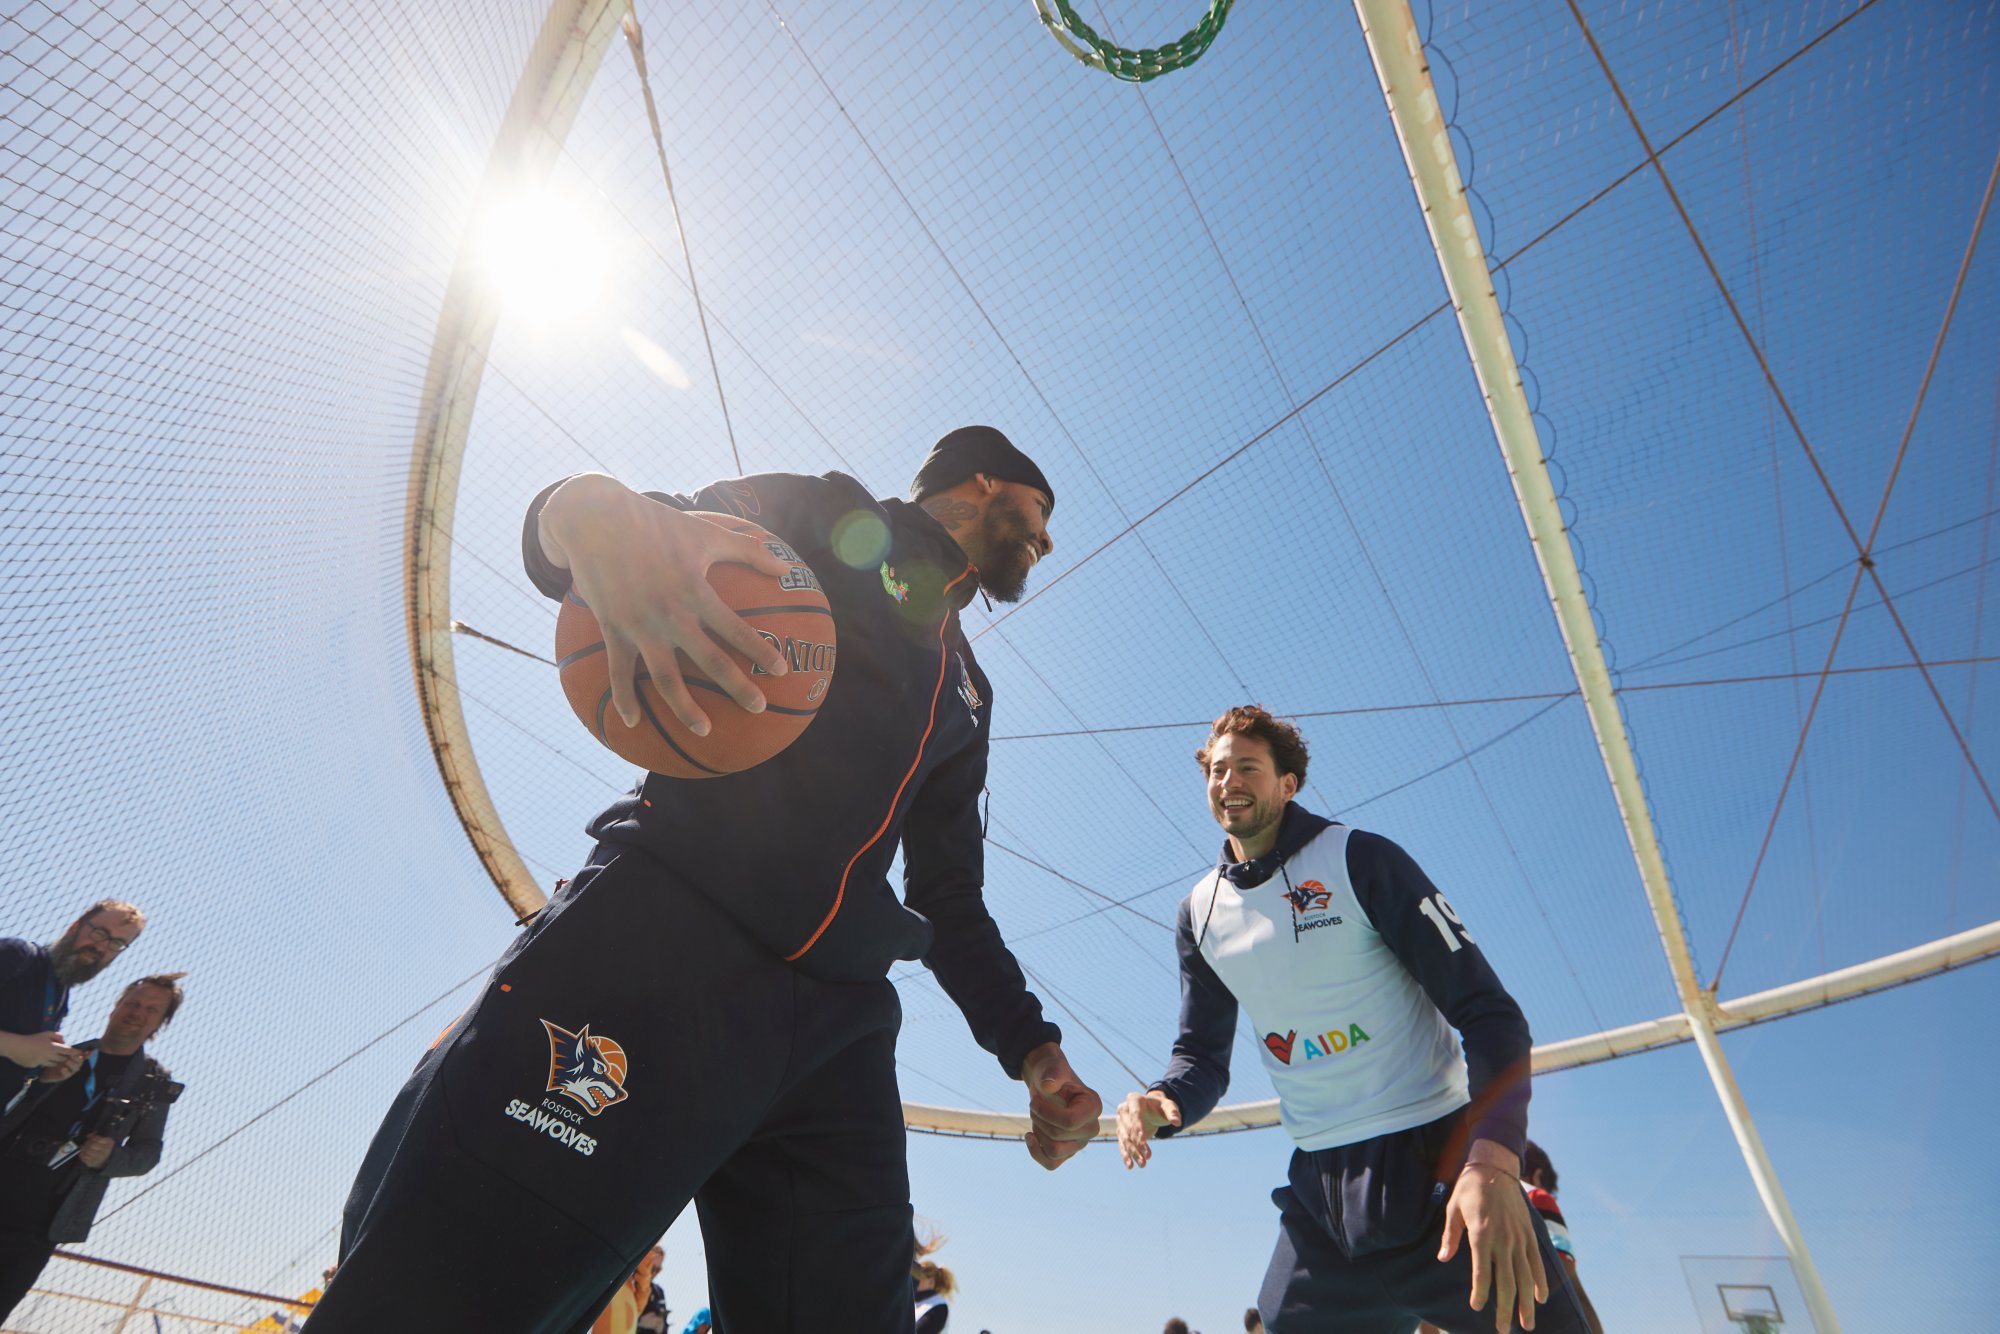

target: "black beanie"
[908,425,1054,513]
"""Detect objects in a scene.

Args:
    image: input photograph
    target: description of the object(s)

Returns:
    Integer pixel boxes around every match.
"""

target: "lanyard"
[42,969,65,1029]
[65,1049,106,1142]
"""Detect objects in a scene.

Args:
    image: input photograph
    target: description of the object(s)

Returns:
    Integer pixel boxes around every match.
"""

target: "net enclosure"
[1,0,1994,1322]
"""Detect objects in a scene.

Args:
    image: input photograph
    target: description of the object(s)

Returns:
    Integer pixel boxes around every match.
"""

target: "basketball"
[554,513,836,778]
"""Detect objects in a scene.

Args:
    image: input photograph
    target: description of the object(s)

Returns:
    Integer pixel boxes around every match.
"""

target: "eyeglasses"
[79,922,136,953]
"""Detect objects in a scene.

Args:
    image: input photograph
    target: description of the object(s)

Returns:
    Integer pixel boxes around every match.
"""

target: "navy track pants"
[304,845,916,1334]
[1258,1134,1594,1333]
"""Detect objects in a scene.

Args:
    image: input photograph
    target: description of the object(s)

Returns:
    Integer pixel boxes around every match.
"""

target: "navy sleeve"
[1151,893,1238,1136]
[0,938,35,992]
[0,939,51,1044]
[1346,831,1533,1160]
[902,691,1060,1082]
[520,470,871,600]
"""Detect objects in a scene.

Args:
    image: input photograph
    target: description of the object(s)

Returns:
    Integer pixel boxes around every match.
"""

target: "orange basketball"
[554,514,836,778]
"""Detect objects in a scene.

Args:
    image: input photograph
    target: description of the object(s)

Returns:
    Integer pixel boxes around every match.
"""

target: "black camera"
[89,1074,183,1141]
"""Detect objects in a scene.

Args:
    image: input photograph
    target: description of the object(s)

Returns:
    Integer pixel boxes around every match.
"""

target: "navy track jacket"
[523,470,1060,1079]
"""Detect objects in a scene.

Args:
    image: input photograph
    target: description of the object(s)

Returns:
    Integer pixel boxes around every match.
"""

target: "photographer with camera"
[0,973,185,1321]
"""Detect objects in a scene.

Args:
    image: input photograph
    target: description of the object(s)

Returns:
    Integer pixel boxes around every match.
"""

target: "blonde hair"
[912,1229,956,1298]
[913,1259,956,1299]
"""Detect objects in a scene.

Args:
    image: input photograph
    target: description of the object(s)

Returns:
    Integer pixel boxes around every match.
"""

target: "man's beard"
[49,936,110,985]
[1215,795,1282,851]
[976,496,1036,603]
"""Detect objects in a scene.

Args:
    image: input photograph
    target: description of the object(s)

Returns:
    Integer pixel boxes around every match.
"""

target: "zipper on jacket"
[785,563,976,962]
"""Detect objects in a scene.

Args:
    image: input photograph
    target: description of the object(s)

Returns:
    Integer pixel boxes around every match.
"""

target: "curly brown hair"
[1196,705,1309,785]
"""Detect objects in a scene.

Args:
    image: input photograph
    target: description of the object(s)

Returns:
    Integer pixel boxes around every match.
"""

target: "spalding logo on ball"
[555,514,835,778]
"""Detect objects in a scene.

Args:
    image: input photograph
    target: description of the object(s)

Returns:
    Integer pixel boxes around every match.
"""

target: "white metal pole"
[1686,1006,1842,1333]
[1349,1,1842,1326]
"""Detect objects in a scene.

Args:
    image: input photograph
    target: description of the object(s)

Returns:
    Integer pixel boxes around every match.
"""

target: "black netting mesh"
[2,0,1994,1326]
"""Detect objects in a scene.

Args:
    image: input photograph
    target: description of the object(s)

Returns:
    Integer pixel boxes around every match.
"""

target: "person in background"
[913,1231,955,1334]
[1520,1142,1604,1334]
[591,1243,664,1334]
[0,973,184,1321]
[2,902,146,1101]
[1244,1309,1264,1333]
[636,1256,670,1334]
[678,1309,711,1334]
[1164,1320,1194,1334]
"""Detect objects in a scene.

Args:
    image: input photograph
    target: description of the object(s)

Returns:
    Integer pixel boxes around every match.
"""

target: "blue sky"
[1,0,1994,1330]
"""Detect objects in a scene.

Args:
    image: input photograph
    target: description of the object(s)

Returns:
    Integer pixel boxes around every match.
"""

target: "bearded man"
[1,901,146,1101]
[310,426,1101,1334]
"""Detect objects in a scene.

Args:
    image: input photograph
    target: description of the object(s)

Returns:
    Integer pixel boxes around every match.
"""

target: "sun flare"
[471,189,610,324]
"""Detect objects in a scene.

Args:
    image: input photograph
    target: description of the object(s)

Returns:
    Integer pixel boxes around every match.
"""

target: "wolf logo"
[541,1019,630,1116]
[1284,879,1333,915]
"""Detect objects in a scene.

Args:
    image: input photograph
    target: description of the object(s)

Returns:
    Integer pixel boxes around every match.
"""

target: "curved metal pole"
[909,918,2000,1138]
[405,0,624,919]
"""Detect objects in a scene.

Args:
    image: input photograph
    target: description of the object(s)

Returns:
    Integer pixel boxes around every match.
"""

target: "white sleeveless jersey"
[1188,823,1471,1150]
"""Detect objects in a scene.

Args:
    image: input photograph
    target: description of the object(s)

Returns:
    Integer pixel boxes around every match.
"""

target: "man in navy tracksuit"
[309,428,1102,1333]
[1117,707,1589,1333]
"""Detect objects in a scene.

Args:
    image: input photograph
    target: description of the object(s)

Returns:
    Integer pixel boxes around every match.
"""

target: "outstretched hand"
[1438,1147,1548,1332]
[538,474,794,736]
[1115,1089,1181,1168]
[1020,1042,1101,1171]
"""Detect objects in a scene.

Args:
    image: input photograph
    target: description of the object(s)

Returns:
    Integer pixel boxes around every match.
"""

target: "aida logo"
[880,562,909,603]
[541,1019,630,1116]
[1264,1023,1371,1065]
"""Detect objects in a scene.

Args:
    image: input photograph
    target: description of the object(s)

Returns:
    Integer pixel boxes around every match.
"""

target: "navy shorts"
[1258,1115,1593,1333]
[305,845,917,1334]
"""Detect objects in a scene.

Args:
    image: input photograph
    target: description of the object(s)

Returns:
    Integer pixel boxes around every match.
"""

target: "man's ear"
[1281,773,1300,802]
[972,471,1001,497]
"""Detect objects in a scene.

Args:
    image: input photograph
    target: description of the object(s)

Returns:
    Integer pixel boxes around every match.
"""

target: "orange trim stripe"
[787,566,974,961]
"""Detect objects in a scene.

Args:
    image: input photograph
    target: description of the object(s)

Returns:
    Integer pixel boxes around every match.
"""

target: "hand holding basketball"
[539,474,791,736]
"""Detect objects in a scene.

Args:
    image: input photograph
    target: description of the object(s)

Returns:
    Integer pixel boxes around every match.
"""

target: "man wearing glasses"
[1,901,146,1099]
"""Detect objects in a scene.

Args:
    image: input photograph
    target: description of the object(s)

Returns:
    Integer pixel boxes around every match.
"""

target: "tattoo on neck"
[922,496,978,531]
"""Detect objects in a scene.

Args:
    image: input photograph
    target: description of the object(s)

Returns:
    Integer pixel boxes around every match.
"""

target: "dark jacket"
[0,1040,173,1243]
[523,470,1059,1078]
[0,938,71,1088]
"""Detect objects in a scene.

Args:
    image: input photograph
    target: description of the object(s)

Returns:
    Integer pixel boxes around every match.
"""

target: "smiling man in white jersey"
[1116,706,1590,1333]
